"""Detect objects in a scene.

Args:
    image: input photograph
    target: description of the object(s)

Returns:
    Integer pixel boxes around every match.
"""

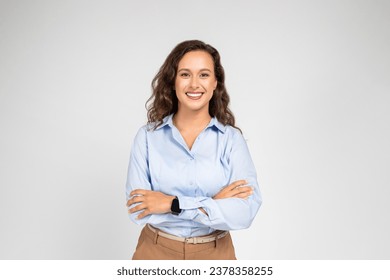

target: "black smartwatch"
[170,196,182,215]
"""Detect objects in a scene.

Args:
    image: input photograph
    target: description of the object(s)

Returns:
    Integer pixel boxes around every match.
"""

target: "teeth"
[186,93,202,97]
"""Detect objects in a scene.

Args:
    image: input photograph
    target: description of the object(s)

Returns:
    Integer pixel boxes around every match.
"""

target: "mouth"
[186,92,203,100]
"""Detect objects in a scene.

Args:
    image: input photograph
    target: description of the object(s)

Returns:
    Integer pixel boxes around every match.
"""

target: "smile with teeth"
[186,92,203,100]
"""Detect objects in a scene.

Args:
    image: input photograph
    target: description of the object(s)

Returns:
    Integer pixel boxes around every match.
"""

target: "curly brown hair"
[146,40,240,132]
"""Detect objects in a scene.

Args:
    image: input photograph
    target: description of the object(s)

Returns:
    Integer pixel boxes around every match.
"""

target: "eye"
[180,72,190,78]
[200,73,210,78]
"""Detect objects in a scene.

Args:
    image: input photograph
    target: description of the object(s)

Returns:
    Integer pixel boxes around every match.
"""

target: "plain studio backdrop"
[0,0,389,259]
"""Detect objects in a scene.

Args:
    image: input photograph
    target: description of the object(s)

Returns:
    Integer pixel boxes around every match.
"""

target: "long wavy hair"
[146,40,241,132]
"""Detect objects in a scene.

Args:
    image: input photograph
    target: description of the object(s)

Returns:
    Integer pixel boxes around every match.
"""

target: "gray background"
[0,0,389,259]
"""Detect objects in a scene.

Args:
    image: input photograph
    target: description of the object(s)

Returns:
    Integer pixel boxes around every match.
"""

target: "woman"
[126,40,261,260]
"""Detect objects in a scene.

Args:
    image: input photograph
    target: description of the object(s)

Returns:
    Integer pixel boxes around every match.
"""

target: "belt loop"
[214,232,218,248]
[153,228,159,244]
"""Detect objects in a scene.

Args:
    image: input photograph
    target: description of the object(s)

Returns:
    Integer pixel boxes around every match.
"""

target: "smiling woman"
[125,40,262,260]
[175,51,217,115]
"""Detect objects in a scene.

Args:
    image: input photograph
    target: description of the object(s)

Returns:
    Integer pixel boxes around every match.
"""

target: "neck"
[173,110,211,130]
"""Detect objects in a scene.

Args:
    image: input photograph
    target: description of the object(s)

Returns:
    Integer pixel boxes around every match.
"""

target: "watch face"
[171,197,181,214]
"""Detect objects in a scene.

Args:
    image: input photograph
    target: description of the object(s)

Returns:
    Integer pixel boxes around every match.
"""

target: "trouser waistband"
[147,224,228,244]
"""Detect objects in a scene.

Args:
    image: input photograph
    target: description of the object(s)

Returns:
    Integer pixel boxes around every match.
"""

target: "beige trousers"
[132,225,237,260]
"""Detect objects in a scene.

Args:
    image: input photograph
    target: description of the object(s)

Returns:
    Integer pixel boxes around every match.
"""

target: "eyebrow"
[177,68,212,73]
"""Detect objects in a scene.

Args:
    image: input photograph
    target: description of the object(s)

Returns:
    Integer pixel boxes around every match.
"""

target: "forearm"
[177,189,262,230]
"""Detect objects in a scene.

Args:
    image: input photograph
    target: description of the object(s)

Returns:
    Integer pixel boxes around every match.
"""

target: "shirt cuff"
[177,195,208,210]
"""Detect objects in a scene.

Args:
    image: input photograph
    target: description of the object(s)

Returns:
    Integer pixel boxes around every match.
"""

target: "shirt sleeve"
[176,130,262,231]
[125,126,174,226]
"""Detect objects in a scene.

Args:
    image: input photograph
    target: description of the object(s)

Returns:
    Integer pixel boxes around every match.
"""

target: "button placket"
[189,153,196,190]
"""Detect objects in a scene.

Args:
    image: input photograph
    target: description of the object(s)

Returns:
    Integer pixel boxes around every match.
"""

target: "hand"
[213,180,253,200]
[127,189,175,219]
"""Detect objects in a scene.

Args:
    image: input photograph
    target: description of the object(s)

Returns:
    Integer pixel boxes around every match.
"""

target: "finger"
[126,195,144,207]
[235,186,253,193]
[233,191,253,199]
[229,180,248,190]
[217,180,246,194]
[137,210,150,220]
[229,186,252,196]
[126,197,136,207]
[130,189,148,196]
[128,203,147,214]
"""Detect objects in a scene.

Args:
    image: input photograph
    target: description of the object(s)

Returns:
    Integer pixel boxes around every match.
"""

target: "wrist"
[164,195,175,213]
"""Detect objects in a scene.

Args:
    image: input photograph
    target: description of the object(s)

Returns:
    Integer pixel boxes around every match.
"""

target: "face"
[174,50,217,115]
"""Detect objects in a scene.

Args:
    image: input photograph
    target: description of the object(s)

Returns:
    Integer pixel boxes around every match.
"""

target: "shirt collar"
[155,114,226,133]
[207,116,227,133]
[154,114,173,130]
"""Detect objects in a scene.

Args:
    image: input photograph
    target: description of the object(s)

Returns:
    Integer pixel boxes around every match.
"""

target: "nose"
[189,76,200,89]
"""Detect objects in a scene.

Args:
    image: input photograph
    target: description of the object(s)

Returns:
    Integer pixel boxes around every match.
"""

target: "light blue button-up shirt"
[126,114,262,237]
